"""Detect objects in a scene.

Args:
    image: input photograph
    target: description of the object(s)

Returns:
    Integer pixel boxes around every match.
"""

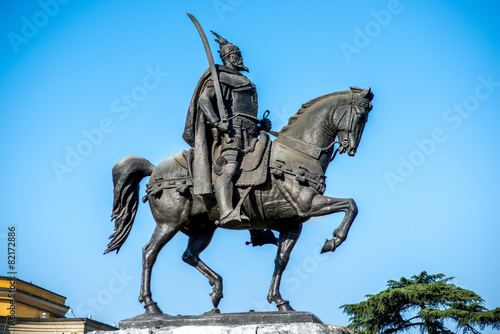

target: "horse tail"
[104,155,155,255]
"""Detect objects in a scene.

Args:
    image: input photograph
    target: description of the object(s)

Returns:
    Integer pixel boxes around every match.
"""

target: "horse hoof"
[144,302,163,314]
[277,301,295,312]
[321,238,336,253]
[210,288,223,308]
[204,308,220,315]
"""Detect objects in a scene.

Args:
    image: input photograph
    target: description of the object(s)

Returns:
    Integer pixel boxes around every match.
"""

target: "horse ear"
[360,87,373,101]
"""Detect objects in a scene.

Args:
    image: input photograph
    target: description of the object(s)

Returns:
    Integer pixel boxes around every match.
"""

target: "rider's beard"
[233,63,249,72]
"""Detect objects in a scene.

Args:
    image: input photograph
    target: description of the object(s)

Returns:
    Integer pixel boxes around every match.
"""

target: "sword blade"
[187,13,227,123]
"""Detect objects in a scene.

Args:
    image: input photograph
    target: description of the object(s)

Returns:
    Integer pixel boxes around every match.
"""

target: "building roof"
[0,316,117,333]
[0,276,67,299]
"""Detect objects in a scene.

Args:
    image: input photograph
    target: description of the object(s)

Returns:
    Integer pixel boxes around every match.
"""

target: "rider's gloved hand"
[260,118,272,132]
[214,120,229,133]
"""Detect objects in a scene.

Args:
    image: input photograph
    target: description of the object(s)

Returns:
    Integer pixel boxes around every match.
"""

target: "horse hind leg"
[267,224,302,311]
[182,227,223,314]
[139,222,183,314]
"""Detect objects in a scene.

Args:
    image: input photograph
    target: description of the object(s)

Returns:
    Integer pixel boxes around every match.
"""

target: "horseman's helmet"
[211,31,241,61]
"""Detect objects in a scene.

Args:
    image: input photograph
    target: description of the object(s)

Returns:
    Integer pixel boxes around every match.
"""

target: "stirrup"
[216,209,249,227]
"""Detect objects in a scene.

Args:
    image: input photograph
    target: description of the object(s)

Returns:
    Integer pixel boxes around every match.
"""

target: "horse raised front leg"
[267,224,302,311]
[182,228,223,314]
[308,195,358,253]
[139,223,181,314]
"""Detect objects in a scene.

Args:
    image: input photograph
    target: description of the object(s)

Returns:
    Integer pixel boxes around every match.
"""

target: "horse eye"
[357,113,368,123]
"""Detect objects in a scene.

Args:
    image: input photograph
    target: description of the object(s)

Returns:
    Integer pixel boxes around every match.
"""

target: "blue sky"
[1,0,499,332]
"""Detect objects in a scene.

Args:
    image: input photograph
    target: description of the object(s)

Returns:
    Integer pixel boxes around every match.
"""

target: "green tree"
[341,271,500,334]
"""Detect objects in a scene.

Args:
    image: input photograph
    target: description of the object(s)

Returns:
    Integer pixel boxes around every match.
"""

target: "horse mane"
[280,89,351,133]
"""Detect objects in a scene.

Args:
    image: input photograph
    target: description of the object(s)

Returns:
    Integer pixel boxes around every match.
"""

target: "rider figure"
[183,32,271,227]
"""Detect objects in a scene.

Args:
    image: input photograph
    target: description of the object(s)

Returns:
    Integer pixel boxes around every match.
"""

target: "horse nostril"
[348,148,357,156]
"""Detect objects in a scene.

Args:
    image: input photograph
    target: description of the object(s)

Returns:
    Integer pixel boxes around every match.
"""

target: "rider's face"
[229,53,243,65]
[227,53,248,72]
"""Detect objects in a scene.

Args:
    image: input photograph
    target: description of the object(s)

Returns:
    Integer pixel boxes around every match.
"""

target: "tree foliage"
[341,271,500,334]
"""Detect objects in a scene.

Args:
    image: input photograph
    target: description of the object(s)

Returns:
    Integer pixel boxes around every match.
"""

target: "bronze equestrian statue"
[105,15,374,315]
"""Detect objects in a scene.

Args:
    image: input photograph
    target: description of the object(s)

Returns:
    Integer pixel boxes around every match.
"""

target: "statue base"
[90,311,353,333]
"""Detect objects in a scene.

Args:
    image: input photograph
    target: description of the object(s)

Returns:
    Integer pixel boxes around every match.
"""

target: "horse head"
[332,87,373,157]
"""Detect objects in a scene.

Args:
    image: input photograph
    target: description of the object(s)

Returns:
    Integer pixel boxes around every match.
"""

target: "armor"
[230,85,259,119]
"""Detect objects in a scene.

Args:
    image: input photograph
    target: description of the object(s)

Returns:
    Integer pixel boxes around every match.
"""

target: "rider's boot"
[214,168,249,227]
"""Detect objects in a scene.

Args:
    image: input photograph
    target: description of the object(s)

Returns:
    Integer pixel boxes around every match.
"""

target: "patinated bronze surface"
[105,14,373,315]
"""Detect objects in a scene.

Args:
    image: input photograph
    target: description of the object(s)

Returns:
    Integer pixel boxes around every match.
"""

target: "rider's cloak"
[183,65,252,195]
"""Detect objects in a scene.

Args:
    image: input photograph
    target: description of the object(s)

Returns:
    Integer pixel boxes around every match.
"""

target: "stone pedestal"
[90,312,353,334]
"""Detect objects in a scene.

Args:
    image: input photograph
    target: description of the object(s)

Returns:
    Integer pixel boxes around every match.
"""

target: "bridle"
[272,92,371,163]
[322,93,371,161]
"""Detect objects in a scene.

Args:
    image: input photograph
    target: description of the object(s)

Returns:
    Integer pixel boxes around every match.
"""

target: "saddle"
[174,132,271,190]
[144,133,271,203]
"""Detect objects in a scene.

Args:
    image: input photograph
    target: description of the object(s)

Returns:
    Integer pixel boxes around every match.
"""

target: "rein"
[273,93,364,162]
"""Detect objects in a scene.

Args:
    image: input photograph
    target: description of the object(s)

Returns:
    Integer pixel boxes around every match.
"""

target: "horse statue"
[105,86,373,314]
